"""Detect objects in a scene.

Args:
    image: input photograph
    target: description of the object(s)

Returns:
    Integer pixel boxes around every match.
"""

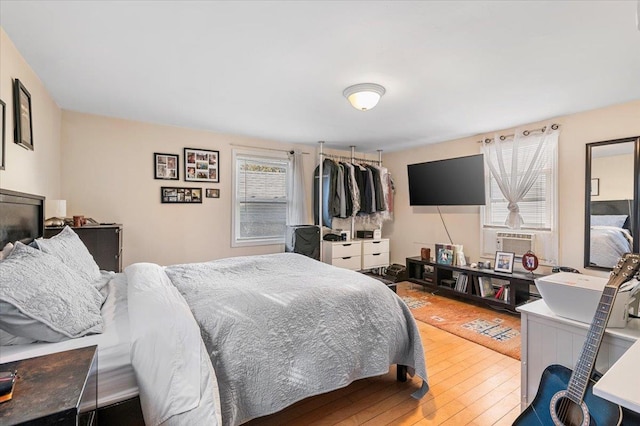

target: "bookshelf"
[406,256,542,313]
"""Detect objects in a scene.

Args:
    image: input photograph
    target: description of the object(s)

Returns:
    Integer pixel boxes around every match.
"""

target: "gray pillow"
[591,214,628,228]
[36,226,101,282]
[0,242,104,342]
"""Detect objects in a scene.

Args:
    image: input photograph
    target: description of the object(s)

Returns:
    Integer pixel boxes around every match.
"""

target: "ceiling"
[1,1,639,153]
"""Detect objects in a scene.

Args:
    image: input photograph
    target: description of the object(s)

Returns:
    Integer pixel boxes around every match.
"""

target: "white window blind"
[233,150,289,246]
[483,134,556,230]
[485,169,552,230]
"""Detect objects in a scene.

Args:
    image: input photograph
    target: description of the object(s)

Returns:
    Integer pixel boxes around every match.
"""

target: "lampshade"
[343,83,386,111]
[45,199,67,219]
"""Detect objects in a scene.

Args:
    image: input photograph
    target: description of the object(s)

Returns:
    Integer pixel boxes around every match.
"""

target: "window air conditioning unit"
[496,232,535,257]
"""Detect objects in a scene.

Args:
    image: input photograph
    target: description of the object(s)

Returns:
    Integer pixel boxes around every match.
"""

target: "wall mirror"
[584,136,640,270]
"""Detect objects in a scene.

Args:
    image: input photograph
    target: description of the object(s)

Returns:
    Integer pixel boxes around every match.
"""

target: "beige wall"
[383,99,640,276]
[592,154,634,200]
[61,111,318,266]
[0,27,62,200]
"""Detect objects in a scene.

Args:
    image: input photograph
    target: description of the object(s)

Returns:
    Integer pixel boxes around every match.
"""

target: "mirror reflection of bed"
[589,199,633,268]
[585,137,639,270]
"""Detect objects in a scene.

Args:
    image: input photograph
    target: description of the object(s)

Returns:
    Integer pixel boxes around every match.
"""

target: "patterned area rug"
[399,283,521,360]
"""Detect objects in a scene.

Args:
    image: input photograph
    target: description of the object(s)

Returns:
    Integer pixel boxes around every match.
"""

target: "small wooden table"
[0,345,98,425]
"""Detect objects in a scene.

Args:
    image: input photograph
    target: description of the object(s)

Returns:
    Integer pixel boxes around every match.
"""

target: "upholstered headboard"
[590,199,634,232]
[0,189,45,247]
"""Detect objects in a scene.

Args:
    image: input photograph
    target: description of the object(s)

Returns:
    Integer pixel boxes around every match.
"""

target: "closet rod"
[476,123,560,144]
[319,152,382,165]
[230,143,310,155]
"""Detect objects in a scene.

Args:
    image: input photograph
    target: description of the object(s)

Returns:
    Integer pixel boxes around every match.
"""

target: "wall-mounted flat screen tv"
[407,154,486,206]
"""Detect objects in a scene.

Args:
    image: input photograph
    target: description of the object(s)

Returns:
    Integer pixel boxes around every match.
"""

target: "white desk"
[593,338,640,413]
[517,300,640,411]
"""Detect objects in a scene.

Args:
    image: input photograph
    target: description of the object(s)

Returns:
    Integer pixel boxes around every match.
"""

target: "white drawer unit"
[361,238,390,270]
[322,240,362,271]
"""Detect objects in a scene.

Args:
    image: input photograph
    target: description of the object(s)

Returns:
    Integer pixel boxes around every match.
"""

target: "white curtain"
[287,150,308,225]
[482,125,558,229]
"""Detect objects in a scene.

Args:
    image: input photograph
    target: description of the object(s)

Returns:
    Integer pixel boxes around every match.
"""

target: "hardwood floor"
[246,283,522,425]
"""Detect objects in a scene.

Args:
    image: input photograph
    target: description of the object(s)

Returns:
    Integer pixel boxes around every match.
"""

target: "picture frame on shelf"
[494,251,515,273]
[206,188,220,198]
[154,153,179,180]
[184,147,219,183]
[13,79,34,151]
[161,187,203,204]
[0,99,5,170]
[522,251,539,273]
[437,246,454,265]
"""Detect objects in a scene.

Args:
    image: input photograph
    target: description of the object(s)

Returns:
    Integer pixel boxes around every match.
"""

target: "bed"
[0,189,428,426]
[589,199,634,267]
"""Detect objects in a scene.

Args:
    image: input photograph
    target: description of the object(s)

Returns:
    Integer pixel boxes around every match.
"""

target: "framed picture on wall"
[206,188,220,198]
[0,99,5,170]
[154,153,179,180]
[161,187,203,204]
[184,147,219,183]
[13,79,34,151]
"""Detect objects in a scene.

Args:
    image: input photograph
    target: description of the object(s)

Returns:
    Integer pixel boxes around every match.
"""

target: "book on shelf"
[478,276,495,297]
[494,283,510,301]
[473,276,481,296]
[455,273,468,293]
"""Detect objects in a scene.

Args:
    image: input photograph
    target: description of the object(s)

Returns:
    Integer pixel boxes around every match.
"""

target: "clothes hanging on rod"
[314,158,392,228]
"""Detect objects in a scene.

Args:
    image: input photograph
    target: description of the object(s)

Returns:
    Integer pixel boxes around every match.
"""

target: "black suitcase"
[285,225,320,260]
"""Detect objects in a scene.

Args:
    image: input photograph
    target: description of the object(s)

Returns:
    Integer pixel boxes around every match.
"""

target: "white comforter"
[590,225,633,268]
[127,253,428,426]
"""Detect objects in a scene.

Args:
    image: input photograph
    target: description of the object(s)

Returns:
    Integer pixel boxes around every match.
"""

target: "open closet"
[314,142,393,270]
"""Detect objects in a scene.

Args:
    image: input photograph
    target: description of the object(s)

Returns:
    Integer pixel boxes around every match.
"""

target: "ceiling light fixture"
[343,83,386,111]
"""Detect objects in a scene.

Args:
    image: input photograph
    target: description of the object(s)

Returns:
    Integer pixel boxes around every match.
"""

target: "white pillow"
[35,226,101,282]
[0,242,104,342]
[591,215,628,228]
[0,242,14,261]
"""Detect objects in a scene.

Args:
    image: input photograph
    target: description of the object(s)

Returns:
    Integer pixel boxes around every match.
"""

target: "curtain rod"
[230,143,310,155]
[477,123,560,144]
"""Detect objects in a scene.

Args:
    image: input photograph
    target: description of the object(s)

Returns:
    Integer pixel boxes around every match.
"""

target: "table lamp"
[44,199,67,227]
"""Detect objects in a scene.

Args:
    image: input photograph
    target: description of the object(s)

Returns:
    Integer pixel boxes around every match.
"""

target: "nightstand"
[44,224,123,272]
[0,346,98,425]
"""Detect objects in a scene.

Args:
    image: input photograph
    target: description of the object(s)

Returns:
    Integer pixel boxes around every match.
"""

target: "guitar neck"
[566,285,619,403]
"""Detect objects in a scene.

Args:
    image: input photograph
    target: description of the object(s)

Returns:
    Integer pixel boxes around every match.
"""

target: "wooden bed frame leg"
[397,364,407,382]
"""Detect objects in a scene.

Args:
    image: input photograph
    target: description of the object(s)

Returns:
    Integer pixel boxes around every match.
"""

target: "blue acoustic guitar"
[514,253,640,426]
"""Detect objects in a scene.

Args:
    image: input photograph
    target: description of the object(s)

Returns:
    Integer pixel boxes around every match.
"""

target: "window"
[232,150,289,246]
[484,163,553,230]
[481,130,559,264]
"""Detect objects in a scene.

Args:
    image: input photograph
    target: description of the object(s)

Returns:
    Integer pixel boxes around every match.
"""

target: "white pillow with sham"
[0,242,104,342]
[35,226,101,282]
[591,215,628,228]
